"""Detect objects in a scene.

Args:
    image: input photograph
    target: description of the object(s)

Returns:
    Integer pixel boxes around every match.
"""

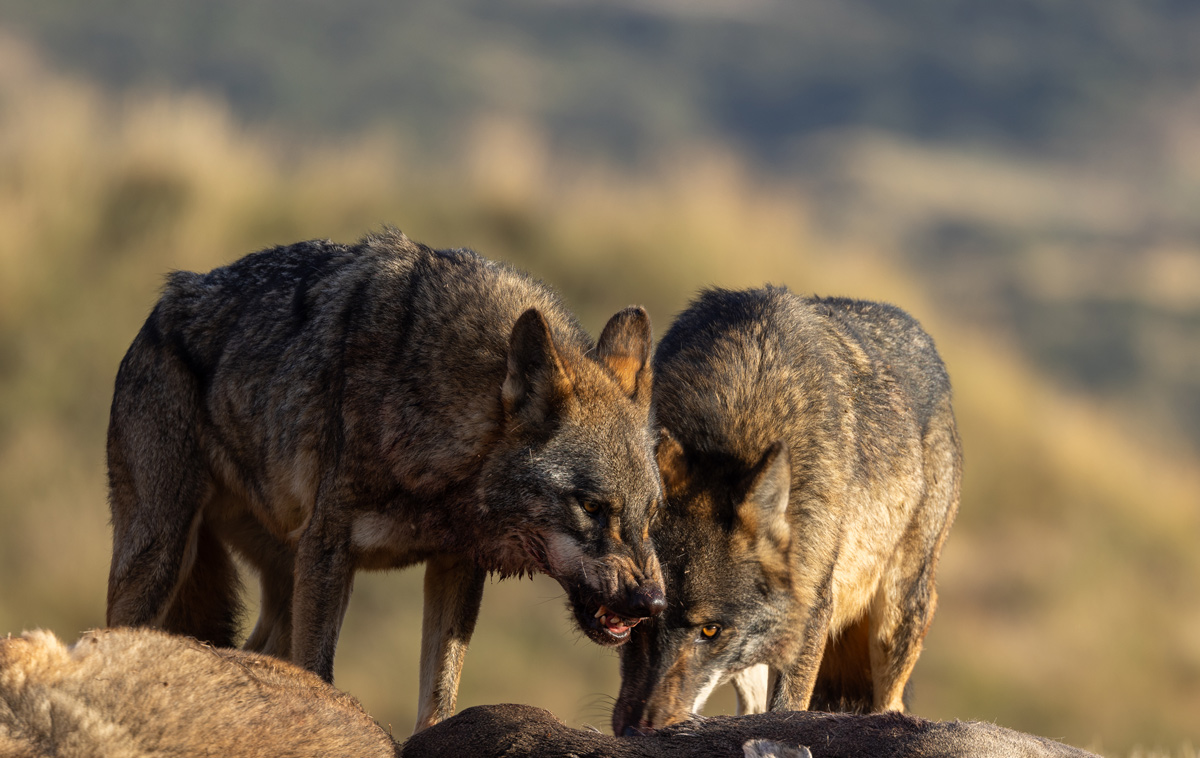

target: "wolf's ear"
[736,441,791,547]
[596,306,652,407]
[503,309,573,428]
[655,428,689,494]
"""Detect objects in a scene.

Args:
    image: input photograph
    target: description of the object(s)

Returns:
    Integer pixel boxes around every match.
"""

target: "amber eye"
[581,500,601,515]
[700,624,722,640]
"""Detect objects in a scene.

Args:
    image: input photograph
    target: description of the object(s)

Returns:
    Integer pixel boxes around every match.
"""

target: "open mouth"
[559,583,649,646]
[539,534,658,646]
[588,602,643,642]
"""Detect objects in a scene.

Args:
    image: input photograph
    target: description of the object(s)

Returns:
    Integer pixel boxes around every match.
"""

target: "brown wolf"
[614,287,961,734]
[0,628,397,758]
[105,229,665,731]
[401,703,1099,758]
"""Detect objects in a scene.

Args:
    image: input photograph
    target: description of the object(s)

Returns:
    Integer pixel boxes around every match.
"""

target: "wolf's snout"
[627,585,666,618]
[607,581,665,621]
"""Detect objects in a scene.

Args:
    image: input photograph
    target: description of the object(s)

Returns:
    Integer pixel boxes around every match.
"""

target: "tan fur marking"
[604,354,642,396]
[655,433,689,495]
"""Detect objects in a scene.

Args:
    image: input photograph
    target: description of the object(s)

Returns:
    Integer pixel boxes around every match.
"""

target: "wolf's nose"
[628,585,666,618]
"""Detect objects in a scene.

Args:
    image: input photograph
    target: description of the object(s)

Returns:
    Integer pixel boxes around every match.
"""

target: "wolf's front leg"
[291,512,356,683]
[414,553,487,732]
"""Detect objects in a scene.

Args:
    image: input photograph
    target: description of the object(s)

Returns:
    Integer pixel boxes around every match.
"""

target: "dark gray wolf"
[401,703,1098,758]
[105,229,665,731]
[614,287,961,734]
[0,628,397,758]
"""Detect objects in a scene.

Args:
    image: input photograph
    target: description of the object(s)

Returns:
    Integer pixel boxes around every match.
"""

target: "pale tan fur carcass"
[0,628,397,758]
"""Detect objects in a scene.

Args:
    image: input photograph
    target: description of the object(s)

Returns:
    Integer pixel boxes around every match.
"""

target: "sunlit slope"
[1,44,1196,754]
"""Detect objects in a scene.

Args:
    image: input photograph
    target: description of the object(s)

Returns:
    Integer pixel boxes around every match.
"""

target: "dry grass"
[1,36,1198,755]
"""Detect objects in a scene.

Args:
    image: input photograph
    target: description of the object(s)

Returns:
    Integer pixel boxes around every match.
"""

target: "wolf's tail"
[105,294,242,647]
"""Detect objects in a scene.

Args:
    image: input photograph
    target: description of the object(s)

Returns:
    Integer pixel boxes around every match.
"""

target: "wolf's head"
[612,433,798,735]
[482,306,665,645]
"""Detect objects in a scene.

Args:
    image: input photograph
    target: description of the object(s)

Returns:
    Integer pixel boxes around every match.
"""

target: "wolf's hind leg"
[868,408,961,711]
[811,614,873,712]
[867,545,934,711]
[414,553,487,732]
[159,520,243,647]
[732,664,770,715]
[235,522,296,659]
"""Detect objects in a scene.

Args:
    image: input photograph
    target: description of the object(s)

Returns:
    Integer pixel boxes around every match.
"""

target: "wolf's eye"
[581,500,602,515]
[700,624,722,640]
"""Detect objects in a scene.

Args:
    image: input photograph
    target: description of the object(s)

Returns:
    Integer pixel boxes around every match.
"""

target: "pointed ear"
[502,309,572,428]
[595,306,652,407]
[736,441,791,547]
[655,428,689,495]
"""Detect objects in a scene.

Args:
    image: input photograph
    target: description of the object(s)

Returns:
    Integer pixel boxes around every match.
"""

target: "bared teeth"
[591,605,641,633]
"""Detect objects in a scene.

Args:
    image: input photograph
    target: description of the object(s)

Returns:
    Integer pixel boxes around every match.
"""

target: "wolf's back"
[113,230,592,479]
[147,231,586,375]
[807,295,951,433]
[654,287,952,458]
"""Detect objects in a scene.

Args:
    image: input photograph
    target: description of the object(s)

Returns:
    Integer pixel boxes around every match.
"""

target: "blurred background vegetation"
[0,2,1198,755]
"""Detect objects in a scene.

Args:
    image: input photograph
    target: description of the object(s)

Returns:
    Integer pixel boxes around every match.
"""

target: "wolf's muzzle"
[626,585,666,618]
[607,584,665,622]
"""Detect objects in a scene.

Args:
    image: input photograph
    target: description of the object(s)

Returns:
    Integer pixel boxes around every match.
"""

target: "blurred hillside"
[0,14,1198,758]
[4,0,1200,157]
[2,0,1199,461]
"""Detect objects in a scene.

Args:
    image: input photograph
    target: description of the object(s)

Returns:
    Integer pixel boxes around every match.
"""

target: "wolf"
[0,628,397,758]
[613,286,961,735]
[105,229,665,732]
